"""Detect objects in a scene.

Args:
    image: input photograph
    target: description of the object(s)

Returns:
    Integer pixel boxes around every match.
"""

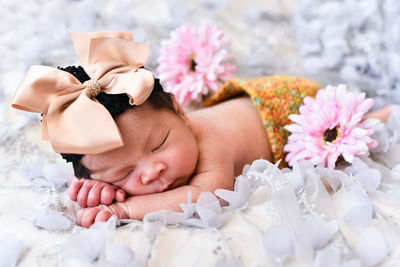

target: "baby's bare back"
[188,96,273,177]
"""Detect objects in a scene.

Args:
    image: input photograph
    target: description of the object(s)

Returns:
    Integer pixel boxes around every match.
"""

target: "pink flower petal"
[285,85,377,169]
[157,23,237,105]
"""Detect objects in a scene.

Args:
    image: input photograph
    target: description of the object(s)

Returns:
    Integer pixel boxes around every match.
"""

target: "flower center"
[189,55,197,72]
[323,126,340,144]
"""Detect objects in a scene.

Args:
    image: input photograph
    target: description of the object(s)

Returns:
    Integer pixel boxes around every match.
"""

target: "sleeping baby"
[12,31,393,227]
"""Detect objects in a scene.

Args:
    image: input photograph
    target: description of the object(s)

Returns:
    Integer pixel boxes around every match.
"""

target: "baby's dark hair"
[59,66,176,179]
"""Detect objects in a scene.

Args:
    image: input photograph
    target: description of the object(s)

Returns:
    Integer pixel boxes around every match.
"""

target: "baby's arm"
[364,105,392,123]
[77,157,235,227]
[69,177,126,208]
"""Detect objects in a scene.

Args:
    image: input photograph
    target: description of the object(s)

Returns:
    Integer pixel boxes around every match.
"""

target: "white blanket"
[1,115,400,266]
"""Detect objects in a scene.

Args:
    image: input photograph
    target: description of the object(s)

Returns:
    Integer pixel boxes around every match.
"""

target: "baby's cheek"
[173,143,198,176]
[117,175,142,196]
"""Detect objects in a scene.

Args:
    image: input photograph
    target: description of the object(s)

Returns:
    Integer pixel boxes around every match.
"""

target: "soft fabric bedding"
[1,114,400,266]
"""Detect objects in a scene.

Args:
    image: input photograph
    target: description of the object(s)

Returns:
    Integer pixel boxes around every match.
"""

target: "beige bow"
[12,31,155,154]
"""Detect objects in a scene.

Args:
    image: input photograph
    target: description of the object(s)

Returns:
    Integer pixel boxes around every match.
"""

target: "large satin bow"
[12,31,155,154]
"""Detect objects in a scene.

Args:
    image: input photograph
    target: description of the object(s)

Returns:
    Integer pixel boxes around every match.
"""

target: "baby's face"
[81,103,198,196]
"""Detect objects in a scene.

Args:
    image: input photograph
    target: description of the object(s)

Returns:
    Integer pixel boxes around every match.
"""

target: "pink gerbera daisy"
[284,85,378,169]
[157,23,237,105]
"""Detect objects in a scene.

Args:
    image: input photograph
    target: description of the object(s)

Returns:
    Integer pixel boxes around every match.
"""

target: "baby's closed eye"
[113,169,134,182]
[152,130,170,152]
[97,168,133,185]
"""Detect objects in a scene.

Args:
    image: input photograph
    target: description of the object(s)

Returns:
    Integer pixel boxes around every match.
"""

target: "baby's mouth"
[160,181,173,191]
[165,178,180,191]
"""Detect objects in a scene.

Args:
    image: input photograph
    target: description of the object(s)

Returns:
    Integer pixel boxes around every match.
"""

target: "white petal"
[196,192,221,214]
[263,224,293,258]
[183,218,206,228]
[193,192,231,228]
[314,247,340,267]
[284,170,304,194]
[284,124,304,133]
[215,176,250,210]
[355,227,389,266]
[355,141,369,154]
[104,241,136,267]
[196,209,217,228]
[369,126,390,153]
[45,162,73,187]
[249,159,272,173]
[0,234,24,267]
[344,205,373,232]
[342,186,373,231]
[234,175,251,196]
[350,128,368,138]
[179,190,196,218]
[80,227,108,261]
[345,157,369,175]
[353,169,381,189]
[28,155,45,180]
[342,150,355,164]
[303,215,339,250]
[214,189,243,210]
[241,164,251,176]
[32,177,53,187]
[362,118,381,128]
[34,211,72,230]
[15,205,41,223]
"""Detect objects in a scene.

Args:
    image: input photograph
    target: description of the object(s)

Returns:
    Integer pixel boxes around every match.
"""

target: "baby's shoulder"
[189,96,253,125]
[188,96,272,175]
[188,110,230,146]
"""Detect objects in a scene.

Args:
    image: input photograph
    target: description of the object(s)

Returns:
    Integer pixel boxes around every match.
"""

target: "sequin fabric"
[204,75,322,168]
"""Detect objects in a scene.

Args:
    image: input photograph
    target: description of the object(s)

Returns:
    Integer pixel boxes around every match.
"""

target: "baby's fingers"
[89,184,126,206]
[100,186,118,205]
[115,189,126,202]
[77,182,97,208]
[69,180,83,201]
[87,182,107,207]
[77,208,99,228]
[95,210,113,223]
[77,207,113,228]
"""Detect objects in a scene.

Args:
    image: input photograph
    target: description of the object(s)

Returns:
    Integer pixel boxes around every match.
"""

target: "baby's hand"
[69,177,126,208]
[76,204,129,228]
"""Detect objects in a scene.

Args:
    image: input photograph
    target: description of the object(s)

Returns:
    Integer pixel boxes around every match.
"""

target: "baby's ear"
[171,95,188,121]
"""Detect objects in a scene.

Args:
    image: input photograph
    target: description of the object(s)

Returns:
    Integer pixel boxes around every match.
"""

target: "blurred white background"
[1,0,399,105]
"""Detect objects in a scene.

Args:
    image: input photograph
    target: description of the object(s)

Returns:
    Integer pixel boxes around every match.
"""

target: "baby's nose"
[140,161,166,185]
